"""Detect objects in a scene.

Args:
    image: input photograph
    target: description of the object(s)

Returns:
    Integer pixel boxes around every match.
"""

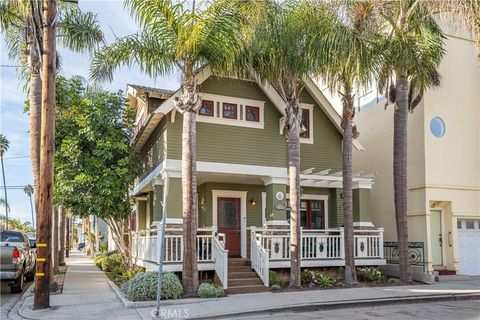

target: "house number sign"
[275,191,284,201]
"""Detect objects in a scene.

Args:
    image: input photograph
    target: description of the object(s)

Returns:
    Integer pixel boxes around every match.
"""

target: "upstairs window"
[199,100,214,116]
[222,103,238,119]
[300,108,310,139]
[245,106,260,122]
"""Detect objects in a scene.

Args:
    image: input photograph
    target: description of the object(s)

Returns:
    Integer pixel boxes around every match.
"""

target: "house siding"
[139,117,167,179]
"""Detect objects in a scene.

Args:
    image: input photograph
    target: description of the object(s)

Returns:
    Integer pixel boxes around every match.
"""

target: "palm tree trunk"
[29,194,35,228]
[1,155,8,230]
[34,0,56,309]
[287,99,302,288]
[53,206,59,273]
[341,90,357,284]
[394,75,411,283]
[59,206,66,266]
[29,49,42,219]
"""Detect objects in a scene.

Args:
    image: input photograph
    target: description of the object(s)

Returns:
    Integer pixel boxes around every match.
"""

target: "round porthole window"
[430,117,446,138]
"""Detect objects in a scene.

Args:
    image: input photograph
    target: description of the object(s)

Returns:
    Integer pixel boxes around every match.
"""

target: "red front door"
[217,197,241,257]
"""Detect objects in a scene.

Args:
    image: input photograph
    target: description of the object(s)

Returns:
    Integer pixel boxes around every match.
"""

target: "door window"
[218,198,239,228]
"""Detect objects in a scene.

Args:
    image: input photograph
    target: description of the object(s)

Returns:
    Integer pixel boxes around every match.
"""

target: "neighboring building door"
[430,210,443,266]
[457,219,480,276]
[218,197,241,257]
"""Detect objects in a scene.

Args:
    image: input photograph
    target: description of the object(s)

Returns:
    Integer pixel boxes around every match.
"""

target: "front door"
[218,197,241,257]
[430,210,443,266]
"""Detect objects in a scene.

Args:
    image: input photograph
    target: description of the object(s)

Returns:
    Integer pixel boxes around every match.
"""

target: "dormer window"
[245,106,260,122]
[199,100,214,116]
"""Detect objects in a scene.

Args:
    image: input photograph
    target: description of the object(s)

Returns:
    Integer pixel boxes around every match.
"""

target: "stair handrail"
[213,230,229,289]
[250,227,269,287]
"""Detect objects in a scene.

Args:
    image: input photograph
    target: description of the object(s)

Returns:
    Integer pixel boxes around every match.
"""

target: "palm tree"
[374,1,446,283]
[320,0,381,285]
[24,184,34,228]
[90,0,245,296]
[0,1,104,215]
[240,0,340,287]
[0,134,10,230]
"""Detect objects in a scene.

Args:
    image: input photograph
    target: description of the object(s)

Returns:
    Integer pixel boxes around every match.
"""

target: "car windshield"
[1,231,23,243]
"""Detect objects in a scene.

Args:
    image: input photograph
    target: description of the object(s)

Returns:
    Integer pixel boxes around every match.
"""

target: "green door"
[430,210,443,266]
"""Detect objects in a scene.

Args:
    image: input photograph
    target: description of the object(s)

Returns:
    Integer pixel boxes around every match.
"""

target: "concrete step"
[227,284,270,295]
[229,278,264,286]
[228,271,258,279]
[435,274,471,282]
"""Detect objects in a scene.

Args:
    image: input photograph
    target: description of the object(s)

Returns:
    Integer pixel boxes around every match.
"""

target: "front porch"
[132,226,385,289]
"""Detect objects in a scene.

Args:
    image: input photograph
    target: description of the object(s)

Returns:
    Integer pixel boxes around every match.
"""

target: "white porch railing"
[250,227,269,286]
[253,227,384,261]
[212,232,229,289]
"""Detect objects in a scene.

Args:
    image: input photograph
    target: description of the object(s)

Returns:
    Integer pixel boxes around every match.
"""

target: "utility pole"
[34,0,56,309]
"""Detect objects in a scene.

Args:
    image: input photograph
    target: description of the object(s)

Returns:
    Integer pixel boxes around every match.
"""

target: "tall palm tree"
[0,0,104,216]
[374,0,446,283]
[24,184,35,228]
[90,0,245,296]
[240,0,339,287]
[320,0,381,285]
[0,134,10,230]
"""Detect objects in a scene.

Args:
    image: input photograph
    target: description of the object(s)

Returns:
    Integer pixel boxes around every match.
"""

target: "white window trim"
[261,192,266,227]
[212,190,248,258]
[286,193,329,228]
[198,93,265,129]
[300,103,314,144]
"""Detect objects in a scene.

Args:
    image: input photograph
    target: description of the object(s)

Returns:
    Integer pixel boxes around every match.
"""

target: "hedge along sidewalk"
[134,278,480,320]
[15,251,141,320]
[107,278,223,309]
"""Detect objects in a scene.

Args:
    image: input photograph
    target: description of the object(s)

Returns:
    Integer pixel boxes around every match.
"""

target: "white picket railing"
[212,232,229,289]
[253,227,384,261]
[250,227,269,286]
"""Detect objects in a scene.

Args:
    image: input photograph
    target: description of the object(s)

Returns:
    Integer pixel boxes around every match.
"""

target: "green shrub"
[99,242,108,253]
[94,254,106,268]
[101,253,123,272]
[197,283,224,298]
[125,272,183,301]
[301,269,335,288]
[269,271,288,287]
[357,267,384,283]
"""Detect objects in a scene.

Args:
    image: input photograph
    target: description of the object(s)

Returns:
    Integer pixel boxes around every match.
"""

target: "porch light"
[249,198,256,207]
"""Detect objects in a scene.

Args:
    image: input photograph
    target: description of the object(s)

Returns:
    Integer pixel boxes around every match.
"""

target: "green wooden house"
[128,66,385,292]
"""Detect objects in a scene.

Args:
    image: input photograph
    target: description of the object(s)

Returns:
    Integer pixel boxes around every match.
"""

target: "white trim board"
[212,190,248,258]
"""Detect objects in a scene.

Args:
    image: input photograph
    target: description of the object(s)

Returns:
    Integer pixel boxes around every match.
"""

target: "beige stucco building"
[354,27,480,276]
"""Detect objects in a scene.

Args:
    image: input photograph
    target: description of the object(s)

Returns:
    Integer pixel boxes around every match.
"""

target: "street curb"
[190,292,480,320]
[6,284,34,320]
[106,279,223,309]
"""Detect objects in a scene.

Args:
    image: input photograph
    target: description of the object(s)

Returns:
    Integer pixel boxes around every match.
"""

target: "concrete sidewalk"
[10,252,480,320]
[134,278,480,319]
[11,251,141,320]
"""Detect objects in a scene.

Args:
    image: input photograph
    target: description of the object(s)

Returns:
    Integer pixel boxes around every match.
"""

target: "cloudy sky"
[0,0,180,223]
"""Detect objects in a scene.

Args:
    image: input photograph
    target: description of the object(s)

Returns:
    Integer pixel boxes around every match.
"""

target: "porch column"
[263,177,288,227]
[352,183,374,228]
[136,199,147,230]
[152,182,163,223]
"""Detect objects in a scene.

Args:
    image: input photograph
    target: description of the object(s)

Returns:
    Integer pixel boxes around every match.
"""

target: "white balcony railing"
[212,232,229,289]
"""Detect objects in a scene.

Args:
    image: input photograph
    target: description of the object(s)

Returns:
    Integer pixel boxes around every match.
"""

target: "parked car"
[0,230,36,293]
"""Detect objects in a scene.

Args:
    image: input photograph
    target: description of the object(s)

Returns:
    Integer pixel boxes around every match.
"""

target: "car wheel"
[11,269,24,293]
[25,264,35,282]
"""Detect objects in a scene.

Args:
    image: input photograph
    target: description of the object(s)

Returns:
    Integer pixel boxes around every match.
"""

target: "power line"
[3,156,30,160]
[0,65,20,68]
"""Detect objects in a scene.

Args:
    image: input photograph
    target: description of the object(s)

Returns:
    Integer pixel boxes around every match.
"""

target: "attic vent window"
[222,103,238,119]
[430,117,446,138]
[245,106,260,122]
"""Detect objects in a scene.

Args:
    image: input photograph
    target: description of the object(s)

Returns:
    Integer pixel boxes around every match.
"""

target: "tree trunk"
[34,0,56,309]
[95,215,100,254]
[287,99,302,288]
[105,217,131,267]
[29,48,42,220]
[394,75,411,283]
[53,206,59,273]
[176,68,199,297]
[1,155,8,230]
[341,89,357,285]
[66,217,70,258]
[59,206,66,266]
[29,195,35,229]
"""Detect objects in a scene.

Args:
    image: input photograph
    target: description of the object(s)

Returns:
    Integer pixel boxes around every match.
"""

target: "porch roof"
[300,167,375,189]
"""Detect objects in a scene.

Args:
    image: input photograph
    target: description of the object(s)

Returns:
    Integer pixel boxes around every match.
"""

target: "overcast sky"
[0,0,180,223]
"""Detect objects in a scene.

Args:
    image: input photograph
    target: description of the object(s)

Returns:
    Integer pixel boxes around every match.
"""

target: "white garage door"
[457,219,480,276]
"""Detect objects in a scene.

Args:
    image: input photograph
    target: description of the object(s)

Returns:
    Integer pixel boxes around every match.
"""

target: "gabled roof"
[128,65,365,151]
